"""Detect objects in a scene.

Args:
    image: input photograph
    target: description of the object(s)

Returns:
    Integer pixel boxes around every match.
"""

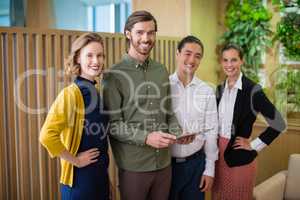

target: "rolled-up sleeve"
[203,89,219,177]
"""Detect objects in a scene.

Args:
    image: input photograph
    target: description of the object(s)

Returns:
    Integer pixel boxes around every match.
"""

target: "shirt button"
[156,149,159,153]
[148,86,151,89]
[150,102,153,105]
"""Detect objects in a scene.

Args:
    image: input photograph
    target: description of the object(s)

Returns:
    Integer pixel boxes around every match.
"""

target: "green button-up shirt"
[103,54,181,172]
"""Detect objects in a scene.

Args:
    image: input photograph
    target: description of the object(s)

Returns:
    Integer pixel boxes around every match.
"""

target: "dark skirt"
[60,159,109,200]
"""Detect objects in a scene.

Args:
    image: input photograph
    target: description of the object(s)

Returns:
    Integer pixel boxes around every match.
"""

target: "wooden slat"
[54,34,63,196]
[150,40,155,60]
[111,36,116,65]
[1,32,9,200]
[36,33,49,200]
[105,37,114,68]
[165,40,170,72]
[70,34,78,52]
[6,33,18,200]
[160,39,166,67]
[161,40,166,69]
[55,34,63,90]
[169,40,173,73]
[45,34,59,200]
[0,32,8,200]
[120,36,126,61]
[113,36,121,67]
[0,34,3,199]
[26,33,41,200]
[116,36,121,66]
[16,32,31,200]
[63,34,71,84]
[170,40,176,73]
[156,40,161,62]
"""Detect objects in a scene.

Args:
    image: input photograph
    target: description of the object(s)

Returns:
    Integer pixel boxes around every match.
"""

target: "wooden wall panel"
[0,32,8,200]
[253,121,300,185]
[0,27,180,200]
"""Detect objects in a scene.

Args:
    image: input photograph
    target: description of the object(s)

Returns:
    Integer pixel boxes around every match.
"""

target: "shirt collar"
[123,54,150,69]
[170,72,200,87]
[225,72,243,90]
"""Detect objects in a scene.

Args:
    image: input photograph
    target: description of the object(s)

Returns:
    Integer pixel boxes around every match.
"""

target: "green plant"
[273,2,300,61]
[275,66,300,114]
[272,0,300,9]
[220,0,273,83]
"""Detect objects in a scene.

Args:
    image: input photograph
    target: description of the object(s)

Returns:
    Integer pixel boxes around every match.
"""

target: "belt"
[172,148,204,163]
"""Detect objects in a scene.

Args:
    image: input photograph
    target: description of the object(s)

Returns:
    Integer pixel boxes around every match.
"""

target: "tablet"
[176,133,197,140]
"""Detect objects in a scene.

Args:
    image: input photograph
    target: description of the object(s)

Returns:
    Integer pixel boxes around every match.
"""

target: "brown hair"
[124,10,157,45]
[64,33,104,77]
[220,43,244,60]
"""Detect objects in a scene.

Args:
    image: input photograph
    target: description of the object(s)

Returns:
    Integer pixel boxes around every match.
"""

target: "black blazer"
[216,75,286,167]
[216,76,286,167]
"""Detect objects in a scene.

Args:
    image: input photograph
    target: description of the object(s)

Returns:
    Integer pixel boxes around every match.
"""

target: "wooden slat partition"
[0,27,180,200]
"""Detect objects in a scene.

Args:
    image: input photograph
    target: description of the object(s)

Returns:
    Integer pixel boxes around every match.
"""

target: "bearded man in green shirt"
[103,10,189,200]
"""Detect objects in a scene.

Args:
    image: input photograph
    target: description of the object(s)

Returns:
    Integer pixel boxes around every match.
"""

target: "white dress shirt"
[169,73,219,177]
[218,73,266,152]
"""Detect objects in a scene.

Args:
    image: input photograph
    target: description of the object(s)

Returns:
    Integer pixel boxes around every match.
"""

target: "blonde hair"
[64,33,104,77]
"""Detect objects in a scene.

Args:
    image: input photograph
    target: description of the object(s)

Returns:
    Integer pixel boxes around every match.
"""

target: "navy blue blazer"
[216,75,286,145]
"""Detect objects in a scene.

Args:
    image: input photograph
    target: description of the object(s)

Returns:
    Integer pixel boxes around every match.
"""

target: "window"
[86,1,131,33]
[53,0,131,32]
[0,0,10,26]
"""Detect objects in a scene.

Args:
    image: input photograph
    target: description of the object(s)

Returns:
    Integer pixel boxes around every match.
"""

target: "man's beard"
[131,40,154,56]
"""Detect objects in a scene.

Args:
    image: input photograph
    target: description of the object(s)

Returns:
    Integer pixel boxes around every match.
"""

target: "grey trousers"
[118,166,172,200]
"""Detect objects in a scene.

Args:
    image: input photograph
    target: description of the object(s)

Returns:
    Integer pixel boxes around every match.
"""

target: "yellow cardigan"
[39,83,85,187]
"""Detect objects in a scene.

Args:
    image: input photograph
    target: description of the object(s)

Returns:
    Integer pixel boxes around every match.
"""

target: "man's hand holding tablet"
[176,133,197,144]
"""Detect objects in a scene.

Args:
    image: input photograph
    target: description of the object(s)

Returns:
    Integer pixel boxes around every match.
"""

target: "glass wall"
[0,0,10,26]
[0,0,131,32]
[53,0,131,32]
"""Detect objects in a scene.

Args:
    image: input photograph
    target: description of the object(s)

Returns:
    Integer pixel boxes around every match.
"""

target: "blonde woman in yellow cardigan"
[39,33,109,200]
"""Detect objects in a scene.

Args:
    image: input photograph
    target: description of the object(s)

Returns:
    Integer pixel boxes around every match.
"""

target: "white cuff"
[203,159,215,177]
[250,138,267,152]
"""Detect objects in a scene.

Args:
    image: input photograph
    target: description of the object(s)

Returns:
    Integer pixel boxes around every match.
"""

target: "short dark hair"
[177,35,204,56]
[220,43,244,59]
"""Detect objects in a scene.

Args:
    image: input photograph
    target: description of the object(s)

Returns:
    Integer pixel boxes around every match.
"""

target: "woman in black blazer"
[212,44,286,200]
